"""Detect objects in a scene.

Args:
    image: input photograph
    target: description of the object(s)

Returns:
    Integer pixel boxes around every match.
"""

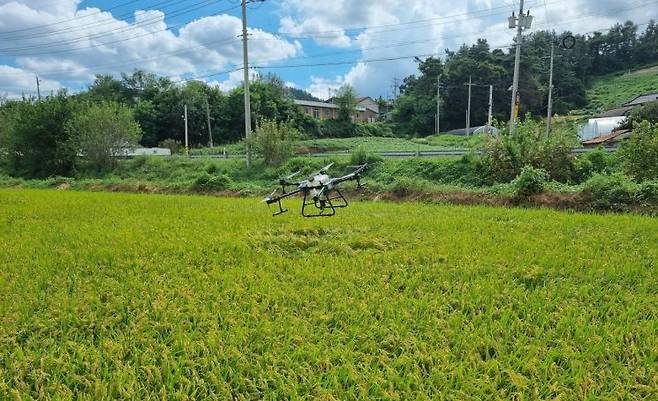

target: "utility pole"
[391,78,401,99]
[183,104,189,156]
[436,75,440,135]
[205,97,214,148]
[241,0,263,168]
[488,84,494,134]
[35,75,41,101]
[546,41,555,136]
[465,75,472,136]
[508,0,532,134]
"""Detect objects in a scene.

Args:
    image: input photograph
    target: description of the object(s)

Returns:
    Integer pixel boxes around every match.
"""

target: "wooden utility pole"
[488,84,494,134]
[465,75,472,135]
[205,97,214,148]
[35,75,41,101]
[183,104,189,156]
[546,42,555,136]
[436,75,441,135]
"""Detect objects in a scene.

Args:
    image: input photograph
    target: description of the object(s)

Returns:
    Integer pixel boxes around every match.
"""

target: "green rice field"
[0,189,657,400]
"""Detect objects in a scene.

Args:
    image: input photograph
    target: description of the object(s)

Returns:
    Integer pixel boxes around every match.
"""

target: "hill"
[585,65,658,113]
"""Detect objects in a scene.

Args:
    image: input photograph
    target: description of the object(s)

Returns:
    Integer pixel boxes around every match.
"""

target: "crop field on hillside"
[1,189,657,400]
[586,65,658,112]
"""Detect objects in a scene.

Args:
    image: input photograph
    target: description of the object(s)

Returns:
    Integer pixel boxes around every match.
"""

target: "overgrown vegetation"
[246,119,299,167]
[482,117,579,184]
[1,189,656,399]
[2,117,658,213]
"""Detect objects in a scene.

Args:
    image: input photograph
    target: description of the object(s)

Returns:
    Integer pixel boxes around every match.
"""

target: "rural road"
[189,147,615,159]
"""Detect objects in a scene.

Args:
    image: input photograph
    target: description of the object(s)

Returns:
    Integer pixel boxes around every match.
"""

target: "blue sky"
[0,0,656,99]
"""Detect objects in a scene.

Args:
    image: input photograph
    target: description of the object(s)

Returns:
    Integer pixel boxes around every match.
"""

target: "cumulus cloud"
[278,0,658,97]
[0,65,61,98]
[0,0,299,95]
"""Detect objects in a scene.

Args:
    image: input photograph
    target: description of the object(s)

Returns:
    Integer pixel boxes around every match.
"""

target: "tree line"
[391,20,658,135]
[1,19,657,178]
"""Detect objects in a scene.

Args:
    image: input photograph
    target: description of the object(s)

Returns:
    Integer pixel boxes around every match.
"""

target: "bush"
[582,173,637,210]
[247,119,299,167]
[320,118,356,138]
[159,139,183,155]
[572,147,614,183]
[349,147,383,166]
[512,165,548,199]
[482,117,578,184]
[389,177,432,197]
[617,121,658,181]
[621,100,658,129]
[634,180,658,205]
[355,122,393,137]
[192,173,232,192]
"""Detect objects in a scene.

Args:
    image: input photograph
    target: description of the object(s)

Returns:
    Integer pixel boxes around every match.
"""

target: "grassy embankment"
[585,64,658,113]
[1,189,656,400]
[1,151,657,215]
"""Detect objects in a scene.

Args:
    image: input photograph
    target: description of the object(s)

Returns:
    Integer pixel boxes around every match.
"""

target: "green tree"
[334,84,358,121]
[618,121,658,181]
[319,84,357,138]
[2,92,79,178]
[66,102,142,172]
[390,56,444,136]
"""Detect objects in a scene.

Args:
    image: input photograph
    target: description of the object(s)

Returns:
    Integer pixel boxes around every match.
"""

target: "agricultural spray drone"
[264,163,368,217]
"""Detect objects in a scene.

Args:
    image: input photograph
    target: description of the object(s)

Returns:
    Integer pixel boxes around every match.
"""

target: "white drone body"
[265,162,368,217]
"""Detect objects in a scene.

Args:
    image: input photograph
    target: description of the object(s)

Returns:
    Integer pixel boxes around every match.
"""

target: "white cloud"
[211,68,261,93]
[0,0,299,90]
[0,65,62,98]
[278,0,658,98]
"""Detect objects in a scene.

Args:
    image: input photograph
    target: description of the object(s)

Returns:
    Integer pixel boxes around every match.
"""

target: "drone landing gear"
[301,189,348,217]
[270,198,288,216]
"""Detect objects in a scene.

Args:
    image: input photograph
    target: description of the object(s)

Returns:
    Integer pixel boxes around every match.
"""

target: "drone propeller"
[318,162,334,174]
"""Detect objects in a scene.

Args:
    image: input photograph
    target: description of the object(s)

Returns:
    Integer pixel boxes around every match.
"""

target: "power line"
[0,0,142,36]
[276,0,561,38]
[0,4,242,57]
[0,0,229,54]
[0,0,180,41]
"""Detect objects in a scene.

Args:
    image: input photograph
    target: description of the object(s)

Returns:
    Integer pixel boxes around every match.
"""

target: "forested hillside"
[391,20,658,135]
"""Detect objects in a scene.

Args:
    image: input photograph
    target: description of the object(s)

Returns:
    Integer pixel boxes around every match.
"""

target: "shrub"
[617,121,658,182]
[350,147,383,166]
[389,177,432,197]
[621,100,658,129]
[355,122,393,137]
[159,139,183,155]
[482,117,578,184]
[246,119,300,167]
[512,165,548,199]
[572,147,614,183]
[192,173,232,192]
[582,173,637,210]
[634,180,658,205]
[320,118,356,138]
